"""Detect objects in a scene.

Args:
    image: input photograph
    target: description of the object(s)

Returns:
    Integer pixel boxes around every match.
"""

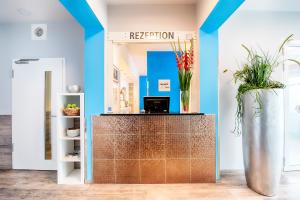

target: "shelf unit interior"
[57,93,84,184]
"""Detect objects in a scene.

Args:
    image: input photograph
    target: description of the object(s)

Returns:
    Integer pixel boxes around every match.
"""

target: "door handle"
[51,115,57,118]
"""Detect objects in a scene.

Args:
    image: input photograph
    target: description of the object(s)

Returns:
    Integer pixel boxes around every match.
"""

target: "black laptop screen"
[144,96,170,113]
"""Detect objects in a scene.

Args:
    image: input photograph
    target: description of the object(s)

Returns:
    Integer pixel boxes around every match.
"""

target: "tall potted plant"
[228,34,300,196]
[171,39,194,113]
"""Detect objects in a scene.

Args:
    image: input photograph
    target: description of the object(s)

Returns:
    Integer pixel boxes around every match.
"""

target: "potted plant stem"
[227,34,300,196]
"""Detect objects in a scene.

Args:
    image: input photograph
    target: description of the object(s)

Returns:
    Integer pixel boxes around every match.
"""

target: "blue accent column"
[199,0,245,180]
[139,76,147,110]
[84,31,105,181]
[199,30,219,178]
[60,0,104,182]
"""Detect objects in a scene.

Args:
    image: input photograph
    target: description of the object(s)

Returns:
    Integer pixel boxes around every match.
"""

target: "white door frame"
[105,31,197,113]
[283,43,300,171]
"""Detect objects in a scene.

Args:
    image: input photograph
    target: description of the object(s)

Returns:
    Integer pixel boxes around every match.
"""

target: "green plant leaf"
[241,44,252,58]
[232,36,297,135]
[288,58,300,66]
[279,34,294,53]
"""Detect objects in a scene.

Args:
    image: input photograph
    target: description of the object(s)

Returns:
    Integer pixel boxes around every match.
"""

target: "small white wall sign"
[158,80,170,92]
[31,24,47,40]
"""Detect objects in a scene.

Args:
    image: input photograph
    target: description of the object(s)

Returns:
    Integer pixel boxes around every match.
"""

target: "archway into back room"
[106,31,196,114]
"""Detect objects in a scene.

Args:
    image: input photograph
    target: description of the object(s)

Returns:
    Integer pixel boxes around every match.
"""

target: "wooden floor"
[0,170,299,200]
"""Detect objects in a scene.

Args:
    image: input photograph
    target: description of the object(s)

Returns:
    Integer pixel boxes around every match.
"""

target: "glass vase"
[180,90,190,113]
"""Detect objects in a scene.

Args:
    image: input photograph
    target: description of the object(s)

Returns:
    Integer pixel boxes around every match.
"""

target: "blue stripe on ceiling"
[201,0,245,33]
[60,0,103,32]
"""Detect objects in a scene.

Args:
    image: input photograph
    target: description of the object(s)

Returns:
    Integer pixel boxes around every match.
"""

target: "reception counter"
[92,114,216,184]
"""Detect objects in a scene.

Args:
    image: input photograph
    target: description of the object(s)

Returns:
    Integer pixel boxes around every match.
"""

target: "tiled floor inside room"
[0,170,299,200]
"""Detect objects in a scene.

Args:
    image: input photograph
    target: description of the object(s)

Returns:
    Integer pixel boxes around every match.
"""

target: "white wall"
[0,22,84,115]
[0,24,12,115]
[219,11,300,170]
[112,44,140,113]
[108,5,197,31]
[87,0,107,29]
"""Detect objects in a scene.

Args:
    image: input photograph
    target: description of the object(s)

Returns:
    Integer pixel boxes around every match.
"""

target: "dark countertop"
[100,113,205,116]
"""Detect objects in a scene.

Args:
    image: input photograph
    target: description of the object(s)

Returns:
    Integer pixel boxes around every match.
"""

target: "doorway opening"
[107,40,197,114]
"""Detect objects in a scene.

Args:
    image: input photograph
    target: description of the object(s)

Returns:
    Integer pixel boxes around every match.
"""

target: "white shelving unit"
[57,93,85,184]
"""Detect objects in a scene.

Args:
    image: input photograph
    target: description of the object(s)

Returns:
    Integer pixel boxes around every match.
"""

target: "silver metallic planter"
[242,89,284,196]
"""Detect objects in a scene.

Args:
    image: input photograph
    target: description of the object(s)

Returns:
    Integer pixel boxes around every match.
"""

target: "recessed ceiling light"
[17,8,32,16]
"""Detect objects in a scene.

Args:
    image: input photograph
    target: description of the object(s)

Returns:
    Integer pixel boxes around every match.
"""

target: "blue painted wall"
[199,30,219,178]
[199,31,218,115]
[84,30,105,181]
[199,0,245,180]
[140,51,180,113]
[60,0,104,182]
[139,76,147,111]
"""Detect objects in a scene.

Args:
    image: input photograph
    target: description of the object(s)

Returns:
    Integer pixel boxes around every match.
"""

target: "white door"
[284,45,300,171]
[12,58,65,170]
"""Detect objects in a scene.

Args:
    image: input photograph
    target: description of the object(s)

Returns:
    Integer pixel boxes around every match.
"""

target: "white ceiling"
[0,0,73,23]
[106,0,197,5]
[2,0,300,24]
[240,0,300,12]
[0,0,197,23]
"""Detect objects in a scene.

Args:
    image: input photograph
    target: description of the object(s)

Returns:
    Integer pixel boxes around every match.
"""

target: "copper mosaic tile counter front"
[92,114,216,184]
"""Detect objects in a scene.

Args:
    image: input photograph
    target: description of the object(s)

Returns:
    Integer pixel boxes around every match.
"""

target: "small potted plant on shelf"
[63,103,80,116]
[225,34,300,196]
[171,38,194,113]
